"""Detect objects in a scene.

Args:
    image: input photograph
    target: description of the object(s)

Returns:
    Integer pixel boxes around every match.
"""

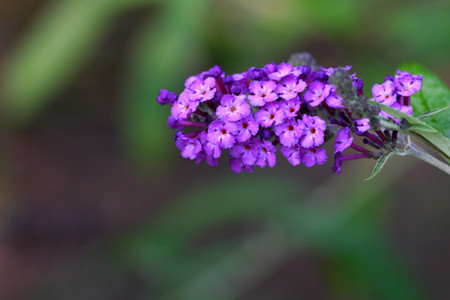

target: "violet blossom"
[157,58,423,175]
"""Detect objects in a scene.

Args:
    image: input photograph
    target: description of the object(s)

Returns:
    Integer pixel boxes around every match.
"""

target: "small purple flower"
[230,158,254,173]
[171,91,199,120]
[321,66,337,76]
[305,71,327,85]
[234,117,259,142]
[280,144,302,166]
[276,75,307,100]
[207,120,237,149]
[157,89,177,105]
[248,80,278,106]
[303,81,332,107]
[188,77,217,102]
[273,118,304,147]
[280,99,301,118]
[184,75,200,88]
[302,147,327,167]
[300,115,326,148]
[254,102,284,128]
[268,62,297,81]
[230,140,258,166]
[216,94,251,121]
[248,67,263,80]
[175,133,202,160]
[352,77,364,96]
[199,131,222,159]
[332,152,343,175]
[334,127,353,153]
[259,129,272,140]
[372,80,396,105]
[255,139,277,168]
[355,118,370,133]
[230,72,248,82]
[208,65,223,77]
[322,65,351,76]
[391,102,413,115]
[325,89,343,108]
[262,62,277,77]
[394,71,423,96]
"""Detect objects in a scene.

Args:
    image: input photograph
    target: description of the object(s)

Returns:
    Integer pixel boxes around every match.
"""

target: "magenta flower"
[230,158,254,173]
[372,80,396,105]
[303,81,332,107]
[268,62,299,81]
[184,75,200,88]
[325,89,343,108]
[255,139,277,168]
[188,77,217,102]
[248,80,278,106]
[216,94,251,121]
[254,102,284,128]
[199,132,222,159]
[355,118,370,133]
[334,127,353,153]
[302,147,327,167]
[170,91,199,120]
[300,115,326,148]
[207,120,237,149]
[234,117,260,142]
[394,71,423,96]
[280,144,302,166]
[175,133,202,160]
[391,102,413,115]
[332,152,343,175]
[230,140,258,166]
[274,118,304,147]
[157,89,177,105]
[280,99,301,118]
[276,75,307,100]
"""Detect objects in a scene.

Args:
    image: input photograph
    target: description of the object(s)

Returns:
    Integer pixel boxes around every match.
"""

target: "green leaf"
[398,62,450,138]
[0,0,156,125]
[379,103,450,161]
[365,152,396,181]
[418,105,450,119]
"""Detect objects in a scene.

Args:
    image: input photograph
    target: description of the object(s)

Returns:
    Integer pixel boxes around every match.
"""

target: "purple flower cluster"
[157,62,423,174]
[372,70,422,120]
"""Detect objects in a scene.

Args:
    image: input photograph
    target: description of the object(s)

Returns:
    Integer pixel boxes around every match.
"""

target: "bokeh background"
[0,0,449,299]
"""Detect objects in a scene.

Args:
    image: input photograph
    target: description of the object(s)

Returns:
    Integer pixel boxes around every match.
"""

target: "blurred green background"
[0,0,449,299]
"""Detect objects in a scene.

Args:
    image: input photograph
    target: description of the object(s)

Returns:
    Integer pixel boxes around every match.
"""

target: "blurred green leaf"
[365,152,396,181]
[1,0,156,125]
[418,105,450,120]
[1,0,111,123]
[121,0,210,166]
[399,62,450,138]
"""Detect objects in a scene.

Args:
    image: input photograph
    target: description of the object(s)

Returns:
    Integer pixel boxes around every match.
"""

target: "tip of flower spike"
[329,68,357,102]
[288,52,320,71]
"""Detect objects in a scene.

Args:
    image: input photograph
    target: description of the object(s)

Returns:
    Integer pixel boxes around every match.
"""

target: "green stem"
[406,142,450,175]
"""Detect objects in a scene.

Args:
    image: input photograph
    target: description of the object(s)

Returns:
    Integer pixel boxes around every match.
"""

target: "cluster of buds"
[156,56,423,174]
